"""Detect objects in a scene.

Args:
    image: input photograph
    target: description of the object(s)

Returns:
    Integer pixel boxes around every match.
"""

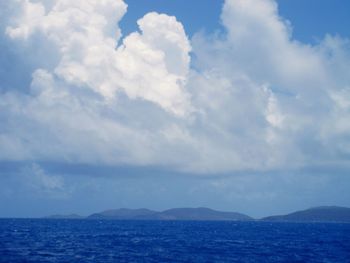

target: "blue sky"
[0,0,350,218]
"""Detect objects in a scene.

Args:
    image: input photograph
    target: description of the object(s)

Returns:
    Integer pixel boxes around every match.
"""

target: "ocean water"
[0,219,349,262]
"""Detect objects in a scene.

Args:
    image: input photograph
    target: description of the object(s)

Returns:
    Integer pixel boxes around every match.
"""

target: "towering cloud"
[6,0,191,116]
[0,0,349,174]
[190,0,350,171]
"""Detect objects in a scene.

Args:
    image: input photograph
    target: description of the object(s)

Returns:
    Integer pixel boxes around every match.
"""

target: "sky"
[0,0,350,218]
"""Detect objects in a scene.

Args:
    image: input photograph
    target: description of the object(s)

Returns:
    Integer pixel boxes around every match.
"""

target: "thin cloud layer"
[1,0,350,174]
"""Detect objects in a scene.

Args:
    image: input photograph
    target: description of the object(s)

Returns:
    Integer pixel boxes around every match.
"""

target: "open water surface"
[0,219,349,262]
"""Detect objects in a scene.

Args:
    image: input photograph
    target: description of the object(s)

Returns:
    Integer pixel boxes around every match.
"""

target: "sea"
[0,219,349,262]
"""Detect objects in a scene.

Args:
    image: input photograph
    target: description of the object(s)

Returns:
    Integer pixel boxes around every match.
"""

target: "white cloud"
[5,0,46,40]
[114,12,192,116]
[1,0,350,174]
[191,0,350,170]
[6,0,191,116]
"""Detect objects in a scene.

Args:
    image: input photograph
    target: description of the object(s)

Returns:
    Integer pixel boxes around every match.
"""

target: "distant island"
[261,206,350,223]
[47,207,252,221]
[45,206,350,223]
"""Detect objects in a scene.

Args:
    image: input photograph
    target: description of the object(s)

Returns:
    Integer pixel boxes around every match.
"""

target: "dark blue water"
[0,219,349,262]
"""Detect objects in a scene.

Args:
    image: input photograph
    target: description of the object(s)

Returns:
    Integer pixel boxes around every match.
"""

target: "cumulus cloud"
[190,0,350,171]
[6,0,191,115]
[0,0,350,174]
